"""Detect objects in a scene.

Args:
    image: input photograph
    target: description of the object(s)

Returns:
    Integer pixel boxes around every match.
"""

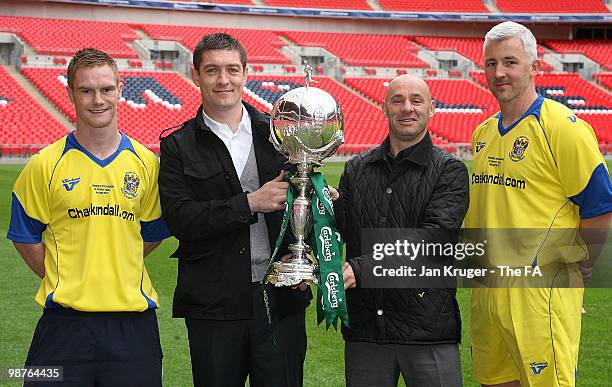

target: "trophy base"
[265,260,318,287]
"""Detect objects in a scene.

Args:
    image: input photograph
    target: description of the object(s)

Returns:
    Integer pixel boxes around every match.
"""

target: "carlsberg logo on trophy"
[264,62,349,328]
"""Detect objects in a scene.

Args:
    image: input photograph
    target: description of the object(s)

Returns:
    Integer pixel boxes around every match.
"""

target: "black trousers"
[185,285,307,387]
[24,308,163,387]
[345,341,462,387]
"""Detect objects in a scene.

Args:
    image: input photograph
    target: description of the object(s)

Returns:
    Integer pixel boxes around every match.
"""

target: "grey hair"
[484,21,537,63]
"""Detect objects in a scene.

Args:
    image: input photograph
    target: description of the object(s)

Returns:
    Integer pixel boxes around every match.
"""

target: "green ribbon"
[310,172,349,330]
[261,172,295,343]
[261,171,349,332]
[265,172,295,271]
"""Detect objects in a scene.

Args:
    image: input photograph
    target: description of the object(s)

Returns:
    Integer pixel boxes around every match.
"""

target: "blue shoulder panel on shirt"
[141,217,171,242]
[569,163,612,219]
[7,192,47,243]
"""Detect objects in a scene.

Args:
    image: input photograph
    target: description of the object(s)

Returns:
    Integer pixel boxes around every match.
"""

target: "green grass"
[0,162,610,386]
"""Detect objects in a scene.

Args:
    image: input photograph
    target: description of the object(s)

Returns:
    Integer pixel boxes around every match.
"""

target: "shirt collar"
[201,104,251,135]
[368,132,433,167]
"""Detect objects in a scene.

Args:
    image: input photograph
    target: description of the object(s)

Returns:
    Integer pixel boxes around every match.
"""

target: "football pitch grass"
[0,161,610,386]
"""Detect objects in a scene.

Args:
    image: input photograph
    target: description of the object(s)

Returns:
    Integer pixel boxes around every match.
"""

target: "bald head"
[382,74,435,155]
[385,74,432,104]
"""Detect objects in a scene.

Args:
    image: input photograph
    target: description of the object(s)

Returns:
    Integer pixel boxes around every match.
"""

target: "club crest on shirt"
[121,172,140,199]
[509,136,529,162]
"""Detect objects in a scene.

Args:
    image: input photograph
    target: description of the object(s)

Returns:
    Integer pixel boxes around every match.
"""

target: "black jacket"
[335,133,469,344]
[159,103,311,320]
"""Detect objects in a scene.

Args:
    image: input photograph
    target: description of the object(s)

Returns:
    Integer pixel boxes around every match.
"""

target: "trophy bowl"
[265,79,344,287]
[270,86,344,165]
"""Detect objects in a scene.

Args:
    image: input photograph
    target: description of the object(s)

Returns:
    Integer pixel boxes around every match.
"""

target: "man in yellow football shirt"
[466,22,612,386]
[7,48,169,386]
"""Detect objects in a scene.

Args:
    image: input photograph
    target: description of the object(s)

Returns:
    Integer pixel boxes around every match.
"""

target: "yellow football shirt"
[465,96,612,267]
[8,132,169,312]
[467,96,611,386]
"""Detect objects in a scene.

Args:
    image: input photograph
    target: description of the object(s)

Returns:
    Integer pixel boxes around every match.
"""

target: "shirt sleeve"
[7,155,51,243]
[139,154,170,241]
[550,114,607,198]
[140,218,171,242]
[569,163,612,219]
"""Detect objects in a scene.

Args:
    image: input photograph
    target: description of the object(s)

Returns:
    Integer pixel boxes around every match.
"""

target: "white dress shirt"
[201,105,253,178]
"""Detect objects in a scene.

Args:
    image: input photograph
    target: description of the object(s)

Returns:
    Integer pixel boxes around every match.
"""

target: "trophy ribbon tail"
[261,172,295,342]
[310,172,350,329]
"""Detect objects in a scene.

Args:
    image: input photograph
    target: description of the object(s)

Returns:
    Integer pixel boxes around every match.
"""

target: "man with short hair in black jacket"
[335,74,469,387]
[158,33,310,387]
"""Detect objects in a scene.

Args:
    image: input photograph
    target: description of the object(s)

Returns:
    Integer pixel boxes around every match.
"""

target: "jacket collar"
[367,132,433,167]
[193,101,277,186]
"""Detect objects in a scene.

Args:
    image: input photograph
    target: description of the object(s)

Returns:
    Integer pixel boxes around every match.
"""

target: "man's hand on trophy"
[342,262,356,289]
[280,253,310,291]
[247,171,288,213]
[327,186,339,201]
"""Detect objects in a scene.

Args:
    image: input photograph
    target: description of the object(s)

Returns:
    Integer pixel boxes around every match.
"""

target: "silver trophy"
[265,62,344,287]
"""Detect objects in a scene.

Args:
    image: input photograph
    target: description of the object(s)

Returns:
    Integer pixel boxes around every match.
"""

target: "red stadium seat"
[161,0,254,3]
[413,36,553,70]
[2,15,610,155]
[544,40,612,71]
[346,77,500,143]
[137,24,291,64]
[471,72,612,142]
[594,73,612,90]
[22,68,201,148]
[379,0,489,12]
[263,0,372,10]
[0,66,68,152]
[496,0,609,13]
[280,31,428,68]
[0,16,139,58]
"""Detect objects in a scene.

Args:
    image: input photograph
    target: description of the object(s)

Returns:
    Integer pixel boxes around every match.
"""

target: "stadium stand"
[280,31,428,68]
[594,73,612,90]
[262,0,372,10]
[0,66,67,155]
[22,68,200,149]
[543,40,612,70]
[413,36,554,71]
[239,75,429,153]
[495,0,610,13]
[207,0,255,3]
[0,16,138,58]
[345,77,498,143]
[378,0,489,13]
[18,67,458,153]
[471,72,612,142]
[0,15,609,155]
[162,0,255,2]
[135,24,291,64]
